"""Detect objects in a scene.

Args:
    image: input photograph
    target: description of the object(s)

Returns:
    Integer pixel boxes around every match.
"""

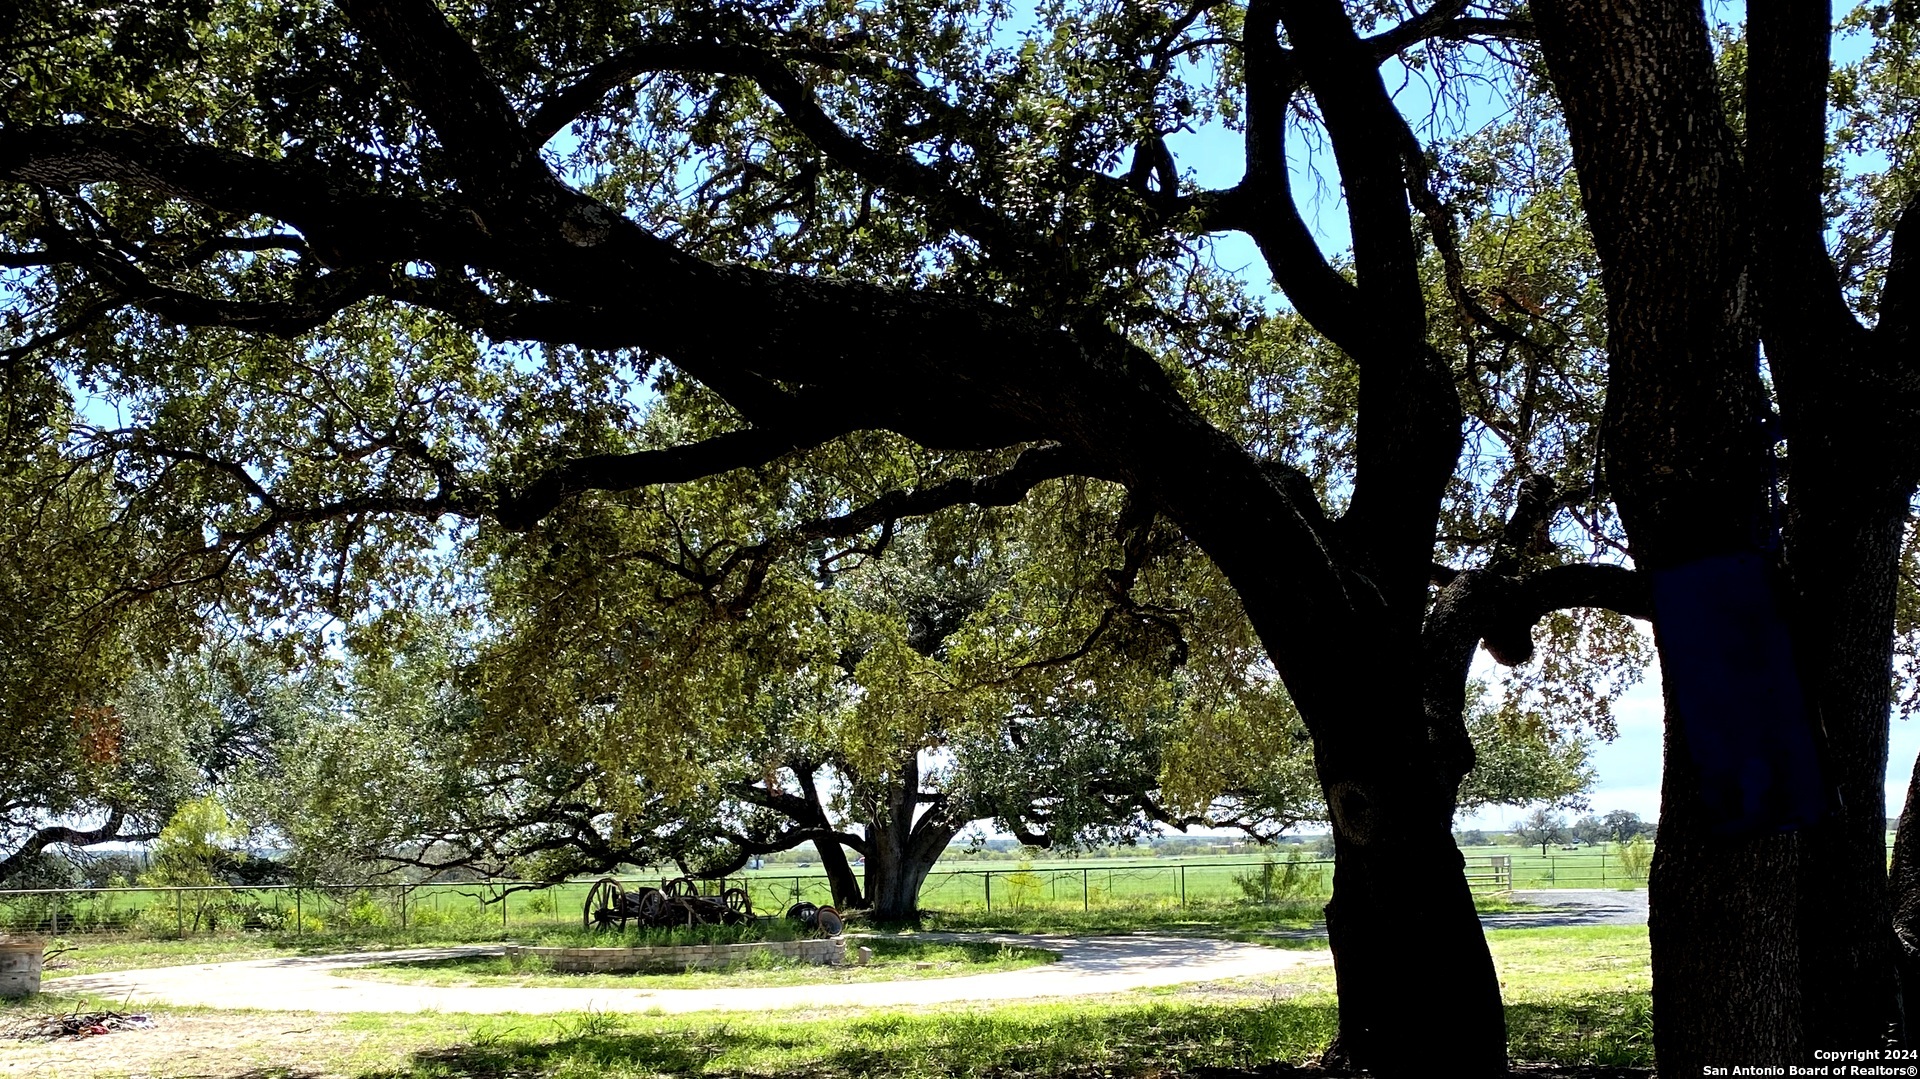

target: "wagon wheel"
[662,876,694,899]
[722,887,752,917]
[636,887,669,927]
[815,905,845,937]
[786,901,818,929]
[583,878,627,932]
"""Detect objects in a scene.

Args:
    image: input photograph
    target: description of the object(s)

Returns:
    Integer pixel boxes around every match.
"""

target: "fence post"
[296,889,302,936]
[984,872,991,913]
[176,889,184,937]
[1082,868,1089,912]
[399,886,407,931]
[502,890,509,932]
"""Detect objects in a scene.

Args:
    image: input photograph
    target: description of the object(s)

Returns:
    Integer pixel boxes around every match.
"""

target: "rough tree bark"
[1537,0,1920,1067]
[1534,0,1804,1069]
[1748,1,1918,1052]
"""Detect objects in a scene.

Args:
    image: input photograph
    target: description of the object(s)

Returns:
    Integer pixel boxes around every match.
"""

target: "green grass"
[343,997,1345,1079]
[1464,843,1650,889]
[3,926,1652,1076]
[40,894,1542,977]
[341,939,1058,989]
[915,897,1324,936]
[38,929,525,978]
[918,891,1526,936]
[1492,926,1653,1067]
[5,851,1543,949]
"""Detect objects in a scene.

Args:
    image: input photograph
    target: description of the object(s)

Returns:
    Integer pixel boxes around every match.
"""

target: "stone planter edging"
[0,937,45,999]
[506,937,847,973]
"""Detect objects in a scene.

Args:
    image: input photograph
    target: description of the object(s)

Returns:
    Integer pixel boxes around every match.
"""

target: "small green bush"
[1614,836,1653,881]
[1232,850,1327,903]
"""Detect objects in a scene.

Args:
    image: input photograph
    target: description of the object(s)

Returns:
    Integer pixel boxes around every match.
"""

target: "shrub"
[346,897,391,929]
[1614,836,1653,881]
[1233,849,1327,903]
[998,863,1045,912]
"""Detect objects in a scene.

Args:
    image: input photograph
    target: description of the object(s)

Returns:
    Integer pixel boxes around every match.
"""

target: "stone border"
[0,937,45,999]
[506,937,847,973]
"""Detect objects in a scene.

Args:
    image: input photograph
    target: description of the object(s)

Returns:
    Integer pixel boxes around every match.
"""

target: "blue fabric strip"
[1649,550,1826,835]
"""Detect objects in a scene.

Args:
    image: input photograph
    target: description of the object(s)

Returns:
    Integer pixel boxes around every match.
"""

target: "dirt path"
[42,934,1329,1015]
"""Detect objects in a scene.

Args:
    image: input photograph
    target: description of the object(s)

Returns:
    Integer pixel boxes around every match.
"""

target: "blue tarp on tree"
[1650,550,1827,835]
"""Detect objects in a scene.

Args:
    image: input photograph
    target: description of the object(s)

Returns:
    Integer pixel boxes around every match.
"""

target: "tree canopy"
[7,0,1919,1073]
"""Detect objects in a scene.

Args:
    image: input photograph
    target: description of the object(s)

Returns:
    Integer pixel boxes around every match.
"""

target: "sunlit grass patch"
[341,938,1057,989]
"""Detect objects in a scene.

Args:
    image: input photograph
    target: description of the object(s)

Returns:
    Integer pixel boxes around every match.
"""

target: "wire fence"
[1504,853,1651,889]
[0,854,1528,940]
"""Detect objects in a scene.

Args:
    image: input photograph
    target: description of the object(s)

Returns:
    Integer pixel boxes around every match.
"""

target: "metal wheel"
[636,887,668,926]
[584,878,627,932]
[786,901,818,929]
[815,905,844,937]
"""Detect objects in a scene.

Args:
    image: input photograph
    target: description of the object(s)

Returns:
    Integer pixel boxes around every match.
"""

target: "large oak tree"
[12,0,1892,1072]
[1531,0,1920,1069]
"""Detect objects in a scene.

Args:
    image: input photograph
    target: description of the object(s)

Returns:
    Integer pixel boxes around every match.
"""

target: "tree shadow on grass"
[1505,991,1653,1069]
[345,1001,1342,1079]
[335,994,1647,1079]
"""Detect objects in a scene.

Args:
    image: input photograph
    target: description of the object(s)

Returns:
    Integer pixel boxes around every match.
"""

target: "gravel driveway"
[1481,889,1650,929]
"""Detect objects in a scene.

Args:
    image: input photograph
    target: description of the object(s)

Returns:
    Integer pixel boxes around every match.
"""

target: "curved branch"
[1236,0,1374,357]
[0,808,150,882]
[338,0,537,186]
[495,424,850,530]
[524,32,1056,274]
[2,125,488,267]
[795,443,1089,541]
[1748,0,1863,359]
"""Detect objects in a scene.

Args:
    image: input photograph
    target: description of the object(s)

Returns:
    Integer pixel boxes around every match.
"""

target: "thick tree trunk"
[1745,2,1913,1048]
[864,847,939,923]
[1322,792,1505,1075]
[1783,482,1906,1050]
[810,835,865,910]
[1648,697,1804,1069]
[1299,653,1506,1077]
[1890,755,1920,1041]
[855,750,961,923]
[1532,0,1806,1069]
[1132,419,1504,1074]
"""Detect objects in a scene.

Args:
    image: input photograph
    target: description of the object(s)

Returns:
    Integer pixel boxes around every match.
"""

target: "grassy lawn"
[37,893,1543,978]
[1492,926,1652,1067]
[917,891,1526,936]
[2,925,1651,1076]
[6,852,1547,948]
[340,939,1058,989]
[40,931,515,978]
